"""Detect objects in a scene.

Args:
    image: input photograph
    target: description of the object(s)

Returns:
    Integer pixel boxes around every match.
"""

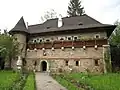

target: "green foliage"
[56,73,120,90]
[104,49,112,73]
[67,0,85,16]
[0,70,20,90]
[0,32,19,68]
[41,9,57,22]
[109,21,120,46]
[23,73,35,90]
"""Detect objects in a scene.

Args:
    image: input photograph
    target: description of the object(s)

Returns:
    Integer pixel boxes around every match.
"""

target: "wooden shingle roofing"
[10,14,116,36]
[9,16,28,34]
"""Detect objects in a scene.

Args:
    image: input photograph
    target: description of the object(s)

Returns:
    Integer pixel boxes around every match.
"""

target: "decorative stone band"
[26,57,103,60]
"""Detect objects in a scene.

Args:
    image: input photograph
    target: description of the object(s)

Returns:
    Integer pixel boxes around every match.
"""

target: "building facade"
[9,14,116,73]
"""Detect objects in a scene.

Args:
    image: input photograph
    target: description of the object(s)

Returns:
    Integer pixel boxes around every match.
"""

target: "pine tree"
[67,0,85,17]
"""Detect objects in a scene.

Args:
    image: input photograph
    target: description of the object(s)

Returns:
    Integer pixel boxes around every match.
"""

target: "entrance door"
[41,61,47,71]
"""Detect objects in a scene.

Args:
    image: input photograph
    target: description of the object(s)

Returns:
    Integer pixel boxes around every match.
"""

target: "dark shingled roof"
[9,14,116,36]
[9,16,27,34]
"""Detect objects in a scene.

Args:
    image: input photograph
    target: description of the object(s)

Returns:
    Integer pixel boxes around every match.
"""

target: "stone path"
[35,72,67,90]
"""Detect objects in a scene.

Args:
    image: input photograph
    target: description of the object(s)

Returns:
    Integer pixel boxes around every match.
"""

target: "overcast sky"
[0,0,120,31]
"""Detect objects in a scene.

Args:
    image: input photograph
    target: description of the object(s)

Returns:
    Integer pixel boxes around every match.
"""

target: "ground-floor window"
[94,59,99,66]
[76,61,79,66]
[65,60,68,66]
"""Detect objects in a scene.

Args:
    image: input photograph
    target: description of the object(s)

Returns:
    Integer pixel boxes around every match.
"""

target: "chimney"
[26,22,28,29]
[58,14,63,27]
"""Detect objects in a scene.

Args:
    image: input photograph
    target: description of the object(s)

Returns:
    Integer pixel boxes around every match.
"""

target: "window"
[94,34,100,39]
[65,61,68,66]
[47,26,51,29]
[78,22,83,25]
[34,40,37,43]
[34,61,37,66]
[94,59,99,66]
[46,39,50,42]
[76,61,79,66]
[40,39,42,42]
[74,36,78,40]
[60,38,64,40]
[68,37,72,40]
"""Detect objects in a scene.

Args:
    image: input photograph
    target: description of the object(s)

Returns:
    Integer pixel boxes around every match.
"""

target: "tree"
[41,9,58,22]
[109,21,120,46]
[67,0,85,17]
[0,31,19,68]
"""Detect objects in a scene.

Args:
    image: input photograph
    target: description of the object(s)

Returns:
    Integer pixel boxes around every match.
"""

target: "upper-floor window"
[46,39,50,42]
[73,36,78,40]
[94,34,100,39]
[34,39,37,43]
[60,38,64,40]
[67,37,72,40]
[58,37,66,41]
[39,39,42,42]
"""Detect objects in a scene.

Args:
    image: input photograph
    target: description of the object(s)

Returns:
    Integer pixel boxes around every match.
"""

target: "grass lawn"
[55,75,83,90]
[0,70,20,89]
[23,73,36,90]
[54,73,120,90]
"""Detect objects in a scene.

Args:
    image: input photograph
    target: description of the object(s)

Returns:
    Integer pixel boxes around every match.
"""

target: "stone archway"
[39,60,49,72]
[41,61,47,71]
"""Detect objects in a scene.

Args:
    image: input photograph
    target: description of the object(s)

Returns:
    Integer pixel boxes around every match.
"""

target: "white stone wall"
[26,47,104,73]
[26,47,103,59]
[29,32,107,42]
[14,34,26,58]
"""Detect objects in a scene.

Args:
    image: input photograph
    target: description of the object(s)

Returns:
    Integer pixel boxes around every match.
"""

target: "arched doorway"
[41,61,47,71]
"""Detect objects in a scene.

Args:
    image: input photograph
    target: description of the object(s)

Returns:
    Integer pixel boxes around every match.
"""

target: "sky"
[0,0,120,31]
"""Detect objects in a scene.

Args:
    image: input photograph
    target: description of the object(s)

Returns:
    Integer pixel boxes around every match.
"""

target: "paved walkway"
[35,73,67,90]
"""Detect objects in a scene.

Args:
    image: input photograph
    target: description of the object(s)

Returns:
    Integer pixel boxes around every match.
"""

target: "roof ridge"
[28,23,43,27]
